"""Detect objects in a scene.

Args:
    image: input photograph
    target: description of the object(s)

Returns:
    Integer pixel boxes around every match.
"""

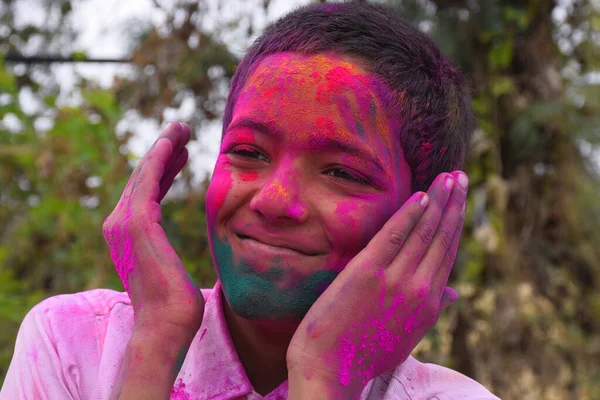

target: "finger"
[357,191,429,269]
[113,122,182,213]
[393,173,456,274]
[131,137,174,209]
[433,197,467,292]
[440,286,458,311]
[158,147,189,203]
[166,122,191,164]
[417,171,468,280]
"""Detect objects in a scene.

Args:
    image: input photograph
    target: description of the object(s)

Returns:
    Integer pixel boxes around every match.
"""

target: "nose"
[249,175,309,224]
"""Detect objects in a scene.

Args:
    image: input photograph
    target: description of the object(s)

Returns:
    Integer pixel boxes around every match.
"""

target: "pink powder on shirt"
[170,379,193,400]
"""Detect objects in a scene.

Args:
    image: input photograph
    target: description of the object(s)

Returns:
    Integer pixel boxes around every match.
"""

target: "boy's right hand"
[102,121,204,335]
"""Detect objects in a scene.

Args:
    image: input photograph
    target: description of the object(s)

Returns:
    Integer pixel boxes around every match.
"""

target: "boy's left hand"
[287,171,468,399]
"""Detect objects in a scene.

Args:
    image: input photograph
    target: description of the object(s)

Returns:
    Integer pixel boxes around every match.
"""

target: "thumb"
[440,286,458,311]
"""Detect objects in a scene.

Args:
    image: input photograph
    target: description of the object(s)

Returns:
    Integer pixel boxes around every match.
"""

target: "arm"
[288,367,363,400]
[110,327,192,400]
[0,302,76,400]
[103,122,203,399]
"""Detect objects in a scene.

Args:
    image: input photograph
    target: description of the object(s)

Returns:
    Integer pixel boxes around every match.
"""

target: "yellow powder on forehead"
[250,53,361,81]
[242,54,395,152]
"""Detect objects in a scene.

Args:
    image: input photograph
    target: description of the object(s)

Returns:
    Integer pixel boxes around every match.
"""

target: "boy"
[1,3,500,399]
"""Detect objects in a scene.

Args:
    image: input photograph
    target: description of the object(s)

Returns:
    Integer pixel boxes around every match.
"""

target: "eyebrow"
[227,118,387,175]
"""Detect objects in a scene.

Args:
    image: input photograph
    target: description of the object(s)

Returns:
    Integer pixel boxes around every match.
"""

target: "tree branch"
[4,53,132,64]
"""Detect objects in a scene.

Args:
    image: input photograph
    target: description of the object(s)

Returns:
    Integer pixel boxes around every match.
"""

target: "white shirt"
[1,280,500,399]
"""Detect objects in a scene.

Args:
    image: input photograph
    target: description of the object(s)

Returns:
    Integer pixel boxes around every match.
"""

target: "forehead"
[242,53,376,109]
[234,53,398,150]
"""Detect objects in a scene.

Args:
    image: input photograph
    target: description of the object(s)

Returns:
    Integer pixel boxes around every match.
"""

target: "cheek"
[328,202,375,256]
[328,198,397,257]
[205,157,233,226]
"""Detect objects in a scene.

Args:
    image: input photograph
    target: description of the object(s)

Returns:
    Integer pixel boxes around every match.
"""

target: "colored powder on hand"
[110,205,137,292]
[337,336,357,387]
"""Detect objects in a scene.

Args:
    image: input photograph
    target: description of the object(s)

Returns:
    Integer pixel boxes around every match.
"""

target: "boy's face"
[206,52,412,321]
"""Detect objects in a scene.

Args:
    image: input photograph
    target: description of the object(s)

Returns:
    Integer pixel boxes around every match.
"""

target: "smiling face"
[206,52,412,322]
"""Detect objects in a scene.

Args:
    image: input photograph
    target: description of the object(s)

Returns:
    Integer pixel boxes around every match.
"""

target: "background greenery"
[1,0,599,398]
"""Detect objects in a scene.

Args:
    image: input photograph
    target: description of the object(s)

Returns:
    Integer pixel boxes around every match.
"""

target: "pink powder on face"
[287,202,308,220]
[208,163,233,214]
[334,202,359,248]
[316,66,369,105]
[239,170,258,182]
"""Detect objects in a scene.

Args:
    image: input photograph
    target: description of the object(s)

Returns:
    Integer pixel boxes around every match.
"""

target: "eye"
[325,167,370,185]
[229,146,269,161]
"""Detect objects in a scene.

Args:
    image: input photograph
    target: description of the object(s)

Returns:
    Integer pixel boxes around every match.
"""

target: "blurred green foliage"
[1,0,600,399]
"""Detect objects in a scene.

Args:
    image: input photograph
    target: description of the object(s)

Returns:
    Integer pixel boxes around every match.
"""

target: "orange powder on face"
[263,179,289,200]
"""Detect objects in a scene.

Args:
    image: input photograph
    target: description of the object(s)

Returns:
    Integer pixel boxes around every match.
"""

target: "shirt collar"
[177,280,289,399]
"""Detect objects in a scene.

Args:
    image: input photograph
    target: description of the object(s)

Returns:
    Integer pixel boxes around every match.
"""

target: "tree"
[383,1,600,398]
[1,0,599,397]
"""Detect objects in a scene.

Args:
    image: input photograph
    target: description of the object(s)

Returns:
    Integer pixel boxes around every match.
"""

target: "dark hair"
[222,2,473,193]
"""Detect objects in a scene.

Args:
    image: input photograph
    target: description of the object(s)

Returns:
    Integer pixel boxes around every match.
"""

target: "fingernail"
[457,173,468,189]
[445,175,455,191]
[420,193,429,208]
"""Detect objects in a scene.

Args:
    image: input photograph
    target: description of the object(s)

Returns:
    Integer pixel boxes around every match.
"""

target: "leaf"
[72,50,87,62]
[488,39,514,70]
[0,70,17,95]
[490,76,515,97]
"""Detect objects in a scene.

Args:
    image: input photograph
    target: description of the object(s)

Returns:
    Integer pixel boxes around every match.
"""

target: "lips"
[233,230,324,256]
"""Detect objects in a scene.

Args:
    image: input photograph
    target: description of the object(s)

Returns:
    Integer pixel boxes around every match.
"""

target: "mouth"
[234,233,315,257]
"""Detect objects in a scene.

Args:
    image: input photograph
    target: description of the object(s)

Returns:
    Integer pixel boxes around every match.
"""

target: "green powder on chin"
[211,229,338,320]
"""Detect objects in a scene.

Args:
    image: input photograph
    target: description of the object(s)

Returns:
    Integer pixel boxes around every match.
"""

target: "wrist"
[287,366,364,400]
[110,329,194,400]
[134,311,201,345]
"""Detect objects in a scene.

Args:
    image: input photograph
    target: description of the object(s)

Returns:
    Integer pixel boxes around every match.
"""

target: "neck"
[221,291,300,396]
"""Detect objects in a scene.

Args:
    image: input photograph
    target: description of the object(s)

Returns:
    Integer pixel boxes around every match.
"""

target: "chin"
[209,228,341,320]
